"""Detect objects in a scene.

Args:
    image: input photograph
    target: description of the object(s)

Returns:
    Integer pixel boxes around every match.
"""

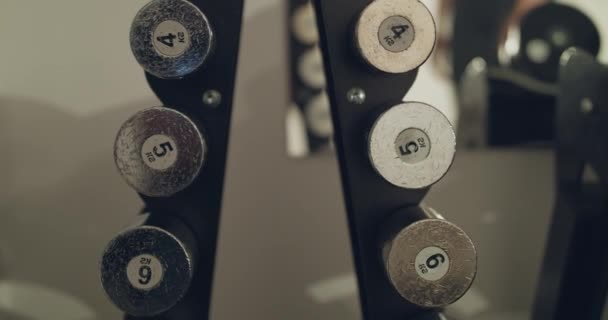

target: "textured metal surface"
[304,91,333,138]
[312,0,447,318]
[368,102,455,189]
[451,0,514,81]
[101,224,196,317]
[382,216,477,308]
[130,0,215,79]
[554,49,607,187]
[114,107,206,197]
[354,0,436,73]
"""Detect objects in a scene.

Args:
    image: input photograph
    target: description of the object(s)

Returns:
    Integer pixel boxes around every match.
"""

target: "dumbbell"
[353,1,453,189]
[130,0,215,79]
[380,206,477,308]
[101,217,197,317]
[354,0,436,74]
[114,107,207,197]
[368,101,455,189]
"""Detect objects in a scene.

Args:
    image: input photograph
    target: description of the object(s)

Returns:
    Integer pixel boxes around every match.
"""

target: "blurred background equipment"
[114,107,207,197]
[286,0,332,157]
[456,2,601,148]
[380,206,477,309]
[130,0,215,79]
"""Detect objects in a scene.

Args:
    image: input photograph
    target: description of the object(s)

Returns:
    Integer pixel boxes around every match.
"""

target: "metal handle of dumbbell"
[101,217,198,317]
[380,206,477,308]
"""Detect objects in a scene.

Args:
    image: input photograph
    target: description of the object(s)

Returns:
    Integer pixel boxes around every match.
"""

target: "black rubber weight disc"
[517,3,601,83]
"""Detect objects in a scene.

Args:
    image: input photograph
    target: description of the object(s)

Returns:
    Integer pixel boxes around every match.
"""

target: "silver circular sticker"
[126,254,165,291]
[141,134,178,171]
[394,128,431,164]
[378,16,415,52]
[415,246,450,281]
[153,20,191,57]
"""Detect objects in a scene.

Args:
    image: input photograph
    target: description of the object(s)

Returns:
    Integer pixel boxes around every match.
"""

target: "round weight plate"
[383,219,477,308]
[368,102,455,189]
[101,226,195,317]
[354,0,436,73]
[114,107,207,197]
[130,0,214,79]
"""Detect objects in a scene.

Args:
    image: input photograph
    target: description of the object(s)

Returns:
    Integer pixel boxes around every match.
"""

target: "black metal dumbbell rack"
[104,0,244,319]
[313,0,477,319]
[105,1,478,320]
[452,3,607,318]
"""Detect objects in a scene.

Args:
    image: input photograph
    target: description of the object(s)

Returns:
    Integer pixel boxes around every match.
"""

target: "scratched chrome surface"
[101,226,194,317]
[383,219,477,308]
[354,0,436,73]
[114,107,206,197]
[130,0,214,79]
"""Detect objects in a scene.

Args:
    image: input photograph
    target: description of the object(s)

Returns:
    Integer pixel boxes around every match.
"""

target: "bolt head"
[203,90,222,107]
[347,88,366,105]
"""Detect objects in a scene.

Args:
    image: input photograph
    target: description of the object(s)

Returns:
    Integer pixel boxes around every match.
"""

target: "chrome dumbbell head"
[381,207,477,308]
[114,107,207,197]
[101,223,197,317]
[368,102,455,189]
[130,0,214,79]
[354,0,436,73]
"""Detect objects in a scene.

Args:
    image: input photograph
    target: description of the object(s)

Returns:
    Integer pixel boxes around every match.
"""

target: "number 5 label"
[126,254,165,291]
[141,134,178,171]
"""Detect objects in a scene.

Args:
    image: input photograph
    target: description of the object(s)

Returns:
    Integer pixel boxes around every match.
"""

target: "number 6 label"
[141,134,178,171]
[126,254,165,291]
[415,246,450,281]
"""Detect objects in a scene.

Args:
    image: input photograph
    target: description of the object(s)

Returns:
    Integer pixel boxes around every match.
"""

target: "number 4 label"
[391,25,409,39]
